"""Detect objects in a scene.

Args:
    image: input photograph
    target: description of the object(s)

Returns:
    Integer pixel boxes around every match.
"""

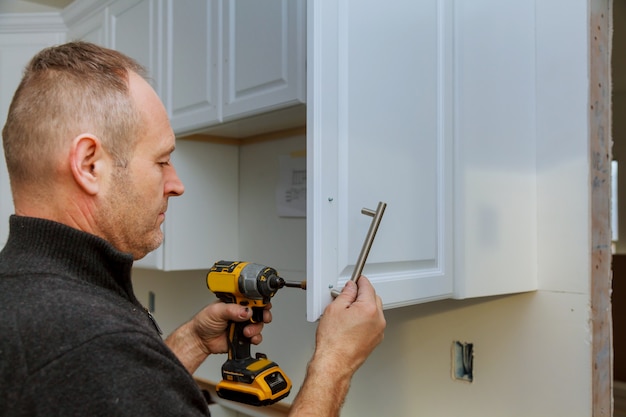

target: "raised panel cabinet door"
[66,8,107,45]
[306,0,454,321]
[222,0,305,120]
[164,0,220,135]
[109,0,160,92]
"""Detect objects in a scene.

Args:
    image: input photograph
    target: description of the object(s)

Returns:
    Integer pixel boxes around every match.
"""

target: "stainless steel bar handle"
[331,201,387,298]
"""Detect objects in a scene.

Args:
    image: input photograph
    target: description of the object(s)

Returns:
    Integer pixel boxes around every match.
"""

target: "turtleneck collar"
[0,215,139,306]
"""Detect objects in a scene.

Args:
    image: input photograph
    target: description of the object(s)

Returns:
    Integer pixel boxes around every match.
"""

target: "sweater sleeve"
[17,330,210,417]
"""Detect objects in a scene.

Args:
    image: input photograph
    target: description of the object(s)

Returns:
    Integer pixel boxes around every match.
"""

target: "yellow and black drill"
[206,260,305,406]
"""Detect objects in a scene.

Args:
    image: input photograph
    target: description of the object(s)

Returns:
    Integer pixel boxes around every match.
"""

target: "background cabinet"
[221,0,306,121]
[64,0,306,136]
[109,0,161,92]
[167,0,306,136]
[164,0,220,134]
[0,25,66,247]
[66,0,160,90]
[135,139,239,271]
[66,6,105,45]
[63,0,240,271]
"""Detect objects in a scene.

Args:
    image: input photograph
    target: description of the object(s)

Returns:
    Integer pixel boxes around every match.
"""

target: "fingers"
[333,276,379,308]
[244,323,264,344]
[219,303,253,322]
[217,302,270,345]
[355,276,376,298]
[218,302,272,324]
[314,274,385,374]
[354,276,383,309]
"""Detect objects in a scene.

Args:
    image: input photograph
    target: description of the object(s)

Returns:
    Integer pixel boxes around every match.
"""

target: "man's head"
[2,42,184,259]
[3,42,143,186]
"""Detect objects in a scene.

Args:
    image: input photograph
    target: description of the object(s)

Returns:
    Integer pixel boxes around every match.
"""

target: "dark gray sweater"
[0,216,209,416]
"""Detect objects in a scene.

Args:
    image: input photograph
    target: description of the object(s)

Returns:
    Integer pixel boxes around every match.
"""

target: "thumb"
[217,302,253,323]
[334,280,358,305]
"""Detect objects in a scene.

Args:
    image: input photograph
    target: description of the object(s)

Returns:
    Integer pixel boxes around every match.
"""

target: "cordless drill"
[206,260,304,406]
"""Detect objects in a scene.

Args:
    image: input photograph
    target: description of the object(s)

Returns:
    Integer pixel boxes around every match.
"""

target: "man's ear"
[69,134,105,195]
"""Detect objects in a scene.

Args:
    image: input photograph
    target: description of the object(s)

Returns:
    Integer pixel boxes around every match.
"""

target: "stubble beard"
[101,169,165,260]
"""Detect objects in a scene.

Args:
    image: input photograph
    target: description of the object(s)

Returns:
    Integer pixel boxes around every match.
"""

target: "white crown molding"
[0,12,67,33]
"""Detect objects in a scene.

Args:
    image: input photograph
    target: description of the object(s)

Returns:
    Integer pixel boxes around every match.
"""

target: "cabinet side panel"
[453,0,538,298]
[162,140,239,270]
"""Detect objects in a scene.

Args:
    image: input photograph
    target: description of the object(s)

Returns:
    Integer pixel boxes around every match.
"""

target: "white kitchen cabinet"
[109,0,161,92]
[62,1,109,46]
[163,0,220,134]
[65,0,161,91]
[0,23,66,247]
[165,0,306,136]
[307,0,538,321]
[62,0,241,271]
[64,0,306,136]
[221,0,306,121]
[135,139,240,271]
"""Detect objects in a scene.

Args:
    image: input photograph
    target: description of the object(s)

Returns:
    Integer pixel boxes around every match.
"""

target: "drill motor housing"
[207,260,292,406]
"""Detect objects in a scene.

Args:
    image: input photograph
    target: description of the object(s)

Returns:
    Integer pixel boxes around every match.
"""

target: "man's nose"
[166,166,185,197]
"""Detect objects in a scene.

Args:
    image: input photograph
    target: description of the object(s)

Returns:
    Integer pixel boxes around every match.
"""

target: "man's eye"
[158,161,170,167]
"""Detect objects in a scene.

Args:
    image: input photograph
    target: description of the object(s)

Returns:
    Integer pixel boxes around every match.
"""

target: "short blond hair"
[2,41,147,187]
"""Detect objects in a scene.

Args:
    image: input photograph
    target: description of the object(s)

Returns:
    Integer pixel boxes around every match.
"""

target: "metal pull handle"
[331,201,387,298]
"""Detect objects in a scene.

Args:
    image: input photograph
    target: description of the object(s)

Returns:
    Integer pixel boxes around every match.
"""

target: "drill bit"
[283,280,306,290]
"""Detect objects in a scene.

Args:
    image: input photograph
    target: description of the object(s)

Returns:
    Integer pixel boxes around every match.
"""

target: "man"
[0,42,385,417]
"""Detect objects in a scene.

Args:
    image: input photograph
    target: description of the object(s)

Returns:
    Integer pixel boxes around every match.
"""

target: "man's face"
[99,72,184,259]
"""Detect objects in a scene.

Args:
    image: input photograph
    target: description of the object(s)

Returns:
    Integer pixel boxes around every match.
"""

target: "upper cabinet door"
[164,0,220,134]
[66,7,106,45]
[306,0,455,321]
[221,0,306,120]
[109,0,161,92]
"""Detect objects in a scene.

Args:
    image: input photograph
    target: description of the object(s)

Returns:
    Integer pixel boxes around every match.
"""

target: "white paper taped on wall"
[276,154,306,217]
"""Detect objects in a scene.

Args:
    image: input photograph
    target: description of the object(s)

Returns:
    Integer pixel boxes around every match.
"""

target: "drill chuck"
[237,262,284,301]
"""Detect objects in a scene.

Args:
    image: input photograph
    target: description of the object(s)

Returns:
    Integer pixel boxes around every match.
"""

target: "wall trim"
[590,0,613,416]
